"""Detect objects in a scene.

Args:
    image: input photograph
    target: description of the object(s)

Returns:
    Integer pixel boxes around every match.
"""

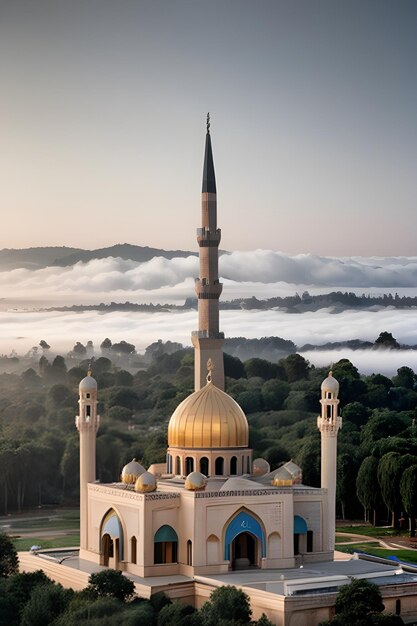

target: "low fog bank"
[1,251,417,309]
[1,308,417,376]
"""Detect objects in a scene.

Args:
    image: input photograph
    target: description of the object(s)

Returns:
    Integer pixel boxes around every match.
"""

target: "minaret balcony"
[192,330,225,339]
[197,227,221,247]
[195,279,223,298]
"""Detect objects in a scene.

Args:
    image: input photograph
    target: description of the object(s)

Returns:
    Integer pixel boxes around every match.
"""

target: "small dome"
[185,471,207,491]
[79,372,97,391]
[252,458,270,477]
[321,371,339,396]
[283,460,303,484]
[168,381,249,449]
[134,471,157,493]
[272,467,293,486]
[121,459,146,484]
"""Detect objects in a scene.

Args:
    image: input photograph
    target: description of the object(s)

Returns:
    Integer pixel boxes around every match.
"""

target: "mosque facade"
[75,118,342,579]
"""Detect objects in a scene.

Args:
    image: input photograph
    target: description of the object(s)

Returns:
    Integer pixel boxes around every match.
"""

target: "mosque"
[75,116,341,578]
[19,119,417,626]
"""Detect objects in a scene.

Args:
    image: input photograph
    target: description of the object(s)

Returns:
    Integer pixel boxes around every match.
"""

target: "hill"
[0,246,83,270]
[0,243,197,270]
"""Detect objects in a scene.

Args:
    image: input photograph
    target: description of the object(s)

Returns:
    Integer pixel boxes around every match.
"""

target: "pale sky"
[1,0,416,255]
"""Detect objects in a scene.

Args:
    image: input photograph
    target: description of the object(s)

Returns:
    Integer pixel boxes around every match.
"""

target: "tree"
[378,452,417,527]
[20,582,73,626]
[0,533,18,577]
[400,464,417,537]
[356,456,380,525]
[87,569,135,602]
[157,601,196,626]
[224,353,245,379]
[374,331,400,349]
[39,340,50,351]
[393,366,415,390]
[261,380,290,410]
[337,451,359,520]
[281,353,309,382]
[111,341,136,356]
[199,586,252,626]
[342,402,369,428]
[100,338,112,353]
[244,358,277,380]
[72,342,87,356]
[335,578,384,618]
[319,579,396,626]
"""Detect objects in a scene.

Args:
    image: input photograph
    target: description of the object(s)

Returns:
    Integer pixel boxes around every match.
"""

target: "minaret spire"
[191,116,225,390]
[202,113,216,193]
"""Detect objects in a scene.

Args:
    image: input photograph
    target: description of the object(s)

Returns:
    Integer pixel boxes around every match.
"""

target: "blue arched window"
[154,525,178,564]
[294,515,308,534]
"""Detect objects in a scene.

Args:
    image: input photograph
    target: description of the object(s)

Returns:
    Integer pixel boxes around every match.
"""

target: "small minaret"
[191,114,225,390]
[317,371,342,553]
[76,371,100,552]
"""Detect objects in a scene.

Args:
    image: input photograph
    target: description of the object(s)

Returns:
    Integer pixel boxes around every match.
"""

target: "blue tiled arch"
[224,511,266,560]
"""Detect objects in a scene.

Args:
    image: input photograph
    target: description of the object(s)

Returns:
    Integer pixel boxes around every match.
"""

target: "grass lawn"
[337,543,417,564]
[13,534,80,551]
[337,525,408,538]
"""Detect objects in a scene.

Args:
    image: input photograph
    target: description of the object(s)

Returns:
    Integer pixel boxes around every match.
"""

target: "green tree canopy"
[87,569,135,602]
[356,456,380,524]
[199,585,252,626]
[0,533,18,577]
[400,464,417,537]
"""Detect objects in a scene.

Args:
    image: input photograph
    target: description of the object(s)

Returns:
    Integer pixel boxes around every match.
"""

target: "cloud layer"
[1,250,417,308]
[2,308,417,376]
[1,250,417,376]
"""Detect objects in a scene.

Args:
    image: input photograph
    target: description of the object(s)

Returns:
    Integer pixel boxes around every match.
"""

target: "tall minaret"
[191,114,225,390]
[317,372,342,553]
[75,371,100,553]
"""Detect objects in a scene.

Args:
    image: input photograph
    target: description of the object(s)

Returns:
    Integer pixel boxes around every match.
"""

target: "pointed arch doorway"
[224,510,266,570]
[231,531,258,569]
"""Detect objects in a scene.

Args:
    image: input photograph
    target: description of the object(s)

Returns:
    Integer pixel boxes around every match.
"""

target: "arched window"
[246,456,251,474]
[175,456,181,475]
[154,525,178,564]
[185,457,194,474]
[215,457,224,475]
[131,536,137,564]
[100,509,124,566]
[200,457,209,476]
[230,456,237,475]
[166,454,172,474]
[187,540,192,566]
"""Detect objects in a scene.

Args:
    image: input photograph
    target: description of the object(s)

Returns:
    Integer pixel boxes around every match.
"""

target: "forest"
[0,336,416,536]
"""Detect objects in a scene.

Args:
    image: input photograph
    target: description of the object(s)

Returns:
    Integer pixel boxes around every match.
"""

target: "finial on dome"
[206,112,210,134]
[206,358,214,383]
[329,370,333,377]
[87,362,92,377]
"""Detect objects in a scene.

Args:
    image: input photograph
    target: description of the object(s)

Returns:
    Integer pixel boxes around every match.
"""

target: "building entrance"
[231,532,258,569]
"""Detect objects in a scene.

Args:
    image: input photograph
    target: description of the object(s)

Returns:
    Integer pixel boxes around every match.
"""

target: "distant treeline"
[45,291,417,314]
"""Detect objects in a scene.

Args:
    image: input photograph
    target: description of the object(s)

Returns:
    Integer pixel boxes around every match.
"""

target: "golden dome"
[134,471,157,493]
[168,381,249,449]
[185,471,207,491]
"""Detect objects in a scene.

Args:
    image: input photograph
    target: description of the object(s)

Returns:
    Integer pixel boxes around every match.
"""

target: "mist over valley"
[0,246,416,375]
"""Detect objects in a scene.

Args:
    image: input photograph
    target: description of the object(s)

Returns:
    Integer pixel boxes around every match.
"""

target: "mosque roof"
[168,381,249,449]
